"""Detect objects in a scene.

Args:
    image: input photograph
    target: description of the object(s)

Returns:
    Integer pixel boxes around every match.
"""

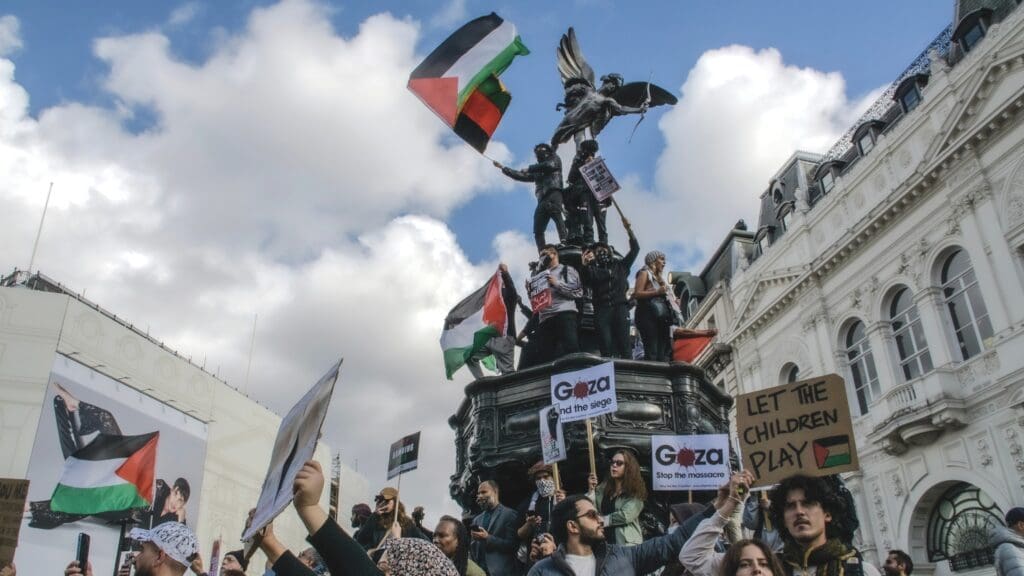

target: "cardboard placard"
[540,405,567,465]
[651,435,730,491]
[243,359,342,541]
[580,157,620,202]
[387,432,421,480]
[0,479,29,567]
[736,374,859,485]
[551,362,617,423]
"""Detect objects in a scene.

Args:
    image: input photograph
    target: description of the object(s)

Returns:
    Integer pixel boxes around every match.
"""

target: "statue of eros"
[552,28,678,150]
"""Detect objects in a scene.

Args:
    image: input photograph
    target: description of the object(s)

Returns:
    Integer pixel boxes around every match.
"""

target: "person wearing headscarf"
[376,538,458,576]
[633,250,676,361]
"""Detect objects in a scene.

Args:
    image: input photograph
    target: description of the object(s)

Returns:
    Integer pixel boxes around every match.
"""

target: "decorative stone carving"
[872,481,889,536]
[977,437,993,467]
[892,472,906,498]
[1006,428,1024,473]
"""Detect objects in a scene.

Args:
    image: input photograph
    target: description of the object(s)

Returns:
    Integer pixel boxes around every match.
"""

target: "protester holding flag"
[586,450,646,546]
[495,145,567,251]
[441,267,513,380]
[463,264,527,380]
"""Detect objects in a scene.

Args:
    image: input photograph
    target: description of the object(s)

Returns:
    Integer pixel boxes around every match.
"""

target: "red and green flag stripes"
[49,431,158,515]
[408,13,528,152]
[440,269,508,379]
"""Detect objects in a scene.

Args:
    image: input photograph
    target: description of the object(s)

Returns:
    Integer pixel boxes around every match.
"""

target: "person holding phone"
[469,481,518,576]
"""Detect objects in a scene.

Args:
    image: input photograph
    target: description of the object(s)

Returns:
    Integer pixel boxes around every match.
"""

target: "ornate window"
[820,170,835,194]
[845,320,879,415]
[941,249,993,360]
[889,287,933,380]
[953,9,992,54]
[927,483,1001,571]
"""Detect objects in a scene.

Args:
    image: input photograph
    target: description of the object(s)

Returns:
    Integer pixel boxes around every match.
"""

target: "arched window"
[845,320,880,415]
[941,250,993,360]
[890,287,933,380]
[927,482,1001,570]
[785,363,800,384]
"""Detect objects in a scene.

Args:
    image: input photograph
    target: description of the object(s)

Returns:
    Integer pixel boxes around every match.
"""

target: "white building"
[675,2,1024,574]
[0,271,369,574]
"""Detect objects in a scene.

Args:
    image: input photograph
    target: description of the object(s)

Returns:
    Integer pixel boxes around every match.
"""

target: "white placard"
[539,405,567,465]
[580,157,620,202]
[243,359,341,541]
[550,362,617,423]
[651,434,730,491]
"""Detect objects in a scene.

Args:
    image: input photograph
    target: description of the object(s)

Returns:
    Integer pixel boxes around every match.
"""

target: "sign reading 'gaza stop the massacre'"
[550,362,617,423]
[736,374,859,486]
[651,435,730,491]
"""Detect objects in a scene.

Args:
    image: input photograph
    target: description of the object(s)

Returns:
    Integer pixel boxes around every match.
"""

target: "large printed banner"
[21,354,208,576]
[550,362,617,423]
[245,359,341,541]
[651,435,730,491]
[539,405,566,465]
[736,374,859,485]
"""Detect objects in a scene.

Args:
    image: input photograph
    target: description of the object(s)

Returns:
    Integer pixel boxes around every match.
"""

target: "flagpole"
[27,182,53,274]
[112,519,128,576]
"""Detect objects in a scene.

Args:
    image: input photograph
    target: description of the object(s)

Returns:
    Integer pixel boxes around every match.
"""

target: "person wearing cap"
[516,462,567,553]
[992,506,1024,576]
[67,521,198,576]
[354,487,427,550]
[220,550,248,576]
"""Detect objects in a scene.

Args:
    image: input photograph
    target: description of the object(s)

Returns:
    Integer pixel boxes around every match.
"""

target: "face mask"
[536,478,556,498]
[597,252,611,265]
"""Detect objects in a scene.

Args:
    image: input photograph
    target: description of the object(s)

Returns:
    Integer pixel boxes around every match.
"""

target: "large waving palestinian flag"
[408,13,529,152]
[441,270,508,379]
[49,432,158,515]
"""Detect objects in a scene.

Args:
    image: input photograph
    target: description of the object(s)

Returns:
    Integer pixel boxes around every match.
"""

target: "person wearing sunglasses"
[354,488,427,550]
[527,494,702,576]
[586,450,646,547]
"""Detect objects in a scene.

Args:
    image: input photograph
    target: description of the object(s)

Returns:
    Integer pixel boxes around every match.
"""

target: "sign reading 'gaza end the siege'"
[736,374,859,486]
[550,362,617,423]
[651,435,729,491]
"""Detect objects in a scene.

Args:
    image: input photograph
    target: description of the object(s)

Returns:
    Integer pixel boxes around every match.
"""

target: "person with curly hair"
[586,450,647,546]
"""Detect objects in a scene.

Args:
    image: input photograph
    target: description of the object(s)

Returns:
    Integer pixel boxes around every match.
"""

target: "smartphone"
[76,532,91,571]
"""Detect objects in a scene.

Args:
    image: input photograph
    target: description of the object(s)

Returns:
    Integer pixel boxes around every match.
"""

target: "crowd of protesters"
[40,452,1024,576]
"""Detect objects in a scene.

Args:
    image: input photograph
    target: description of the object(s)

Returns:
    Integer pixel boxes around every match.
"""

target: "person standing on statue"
[564,140,598,245]
[527,245,582,362]
[494,144,566,251]
[581,216,639,358]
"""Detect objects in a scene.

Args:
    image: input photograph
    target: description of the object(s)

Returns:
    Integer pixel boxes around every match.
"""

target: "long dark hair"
[599,450,648,501]
[438,515,470,576]
[719,539,785,576]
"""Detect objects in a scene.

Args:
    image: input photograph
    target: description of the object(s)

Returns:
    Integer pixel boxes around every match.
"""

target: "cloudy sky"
[1,1,950,527]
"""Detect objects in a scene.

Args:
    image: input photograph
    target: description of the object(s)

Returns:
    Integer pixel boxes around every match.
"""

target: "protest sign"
[387,432,421,480]
[0,478,29,567]
[736,374,858,486]
[550,362,617,423]
[243,359,342,541]
[539,405,567,465]
[651,435,729,491]
[581,157,620,201]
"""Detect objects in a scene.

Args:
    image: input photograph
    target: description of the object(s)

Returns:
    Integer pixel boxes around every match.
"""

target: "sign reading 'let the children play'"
[736,374,859,486]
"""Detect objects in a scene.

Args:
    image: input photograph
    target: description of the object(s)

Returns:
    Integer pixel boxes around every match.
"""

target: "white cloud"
[641,45,880,261]
[0,0,520,526]
[0,15,21,57]
[430,0,467,29]
[168,2,202,27]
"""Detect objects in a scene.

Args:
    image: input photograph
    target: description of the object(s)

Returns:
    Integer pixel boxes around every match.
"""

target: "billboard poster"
[18,353,208,576]
[651,434,730,491]
[735,374,859,486]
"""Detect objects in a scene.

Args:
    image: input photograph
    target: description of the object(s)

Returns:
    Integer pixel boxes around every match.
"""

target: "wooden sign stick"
[585,418,597,477]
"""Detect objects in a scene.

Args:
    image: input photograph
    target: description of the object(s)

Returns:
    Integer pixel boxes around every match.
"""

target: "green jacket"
[467,558,487,576]
[590,485,644,545]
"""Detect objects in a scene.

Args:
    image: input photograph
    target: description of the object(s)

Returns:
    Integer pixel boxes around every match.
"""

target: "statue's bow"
[628,73,653,143]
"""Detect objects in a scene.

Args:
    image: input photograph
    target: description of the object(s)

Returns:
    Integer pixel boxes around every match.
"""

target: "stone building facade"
[674,2,1024,573]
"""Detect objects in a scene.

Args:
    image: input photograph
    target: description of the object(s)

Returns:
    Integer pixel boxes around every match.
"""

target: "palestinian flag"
[812,435,852,469]
[49,432,158,515]
[440,269,508,379]
[408,13,529,152]
[672,330,717,363]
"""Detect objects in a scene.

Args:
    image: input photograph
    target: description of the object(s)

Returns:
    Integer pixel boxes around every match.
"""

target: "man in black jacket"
[581,217,639,358]
[495,144,566,251]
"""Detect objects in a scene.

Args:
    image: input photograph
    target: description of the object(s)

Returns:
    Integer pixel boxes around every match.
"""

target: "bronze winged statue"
[552,28,678,149]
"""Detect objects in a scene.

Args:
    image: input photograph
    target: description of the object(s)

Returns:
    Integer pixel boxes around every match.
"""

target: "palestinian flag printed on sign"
[813,435,852,469]
[440,269,508,379]
[49,432,158,515]
[408,13,529,152]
